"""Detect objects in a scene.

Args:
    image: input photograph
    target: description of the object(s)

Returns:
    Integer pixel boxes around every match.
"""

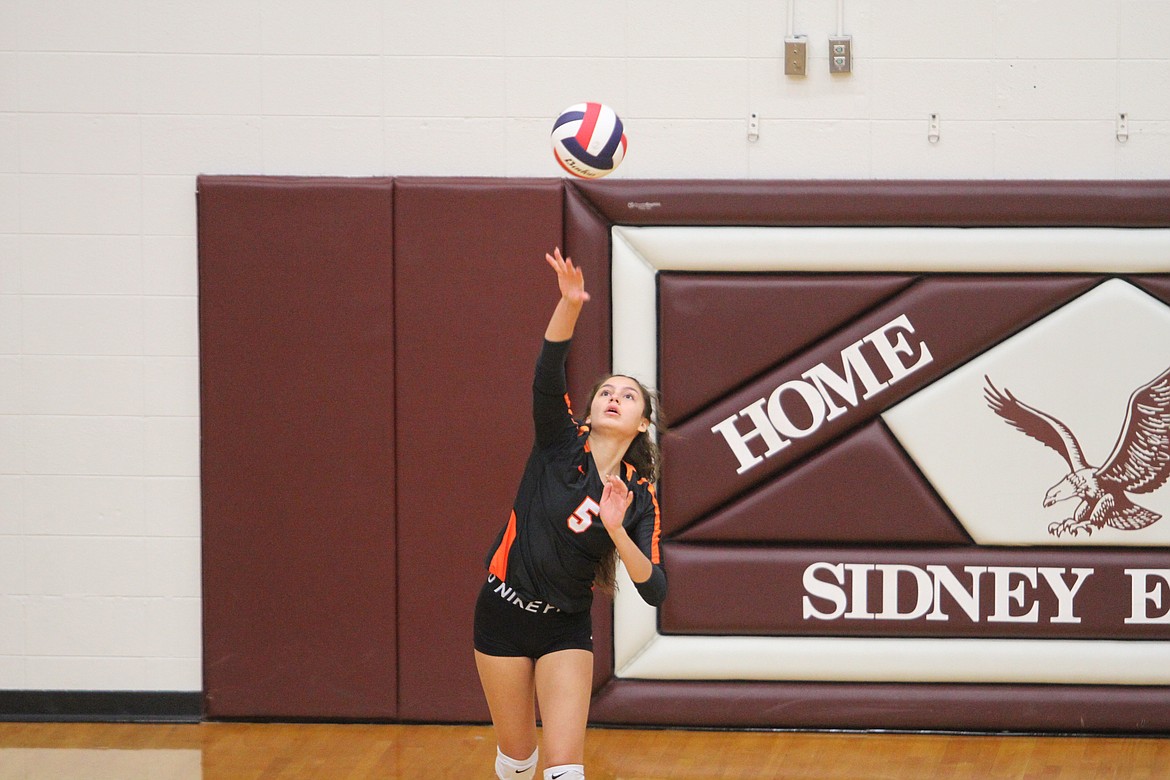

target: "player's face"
[588,376,650,437]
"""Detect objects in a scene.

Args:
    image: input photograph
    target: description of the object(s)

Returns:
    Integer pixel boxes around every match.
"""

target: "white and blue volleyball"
[551,102,627,179]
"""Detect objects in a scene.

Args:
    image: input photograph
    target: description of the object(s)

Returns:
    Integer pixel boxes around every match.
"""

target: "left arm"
[599,475,667,606]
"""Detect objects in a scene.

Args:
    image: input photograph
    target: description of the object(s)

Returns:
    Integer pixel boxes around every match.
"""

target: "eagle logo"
[984,366,1170,537]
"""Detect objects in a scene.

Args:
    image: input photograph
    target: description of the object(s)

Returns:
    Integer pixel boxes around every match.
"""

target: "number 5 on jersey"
[568,497,600,533]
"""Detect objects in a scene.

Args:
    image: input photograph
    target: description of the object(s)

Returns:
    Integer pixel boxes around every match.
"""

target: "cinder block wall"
[0,0,1168,698]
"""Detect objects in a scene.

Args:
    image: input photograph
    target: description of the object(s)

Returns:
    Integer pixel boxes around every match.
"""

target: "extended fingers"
[546,247,581,274]
[546,246,568,268]
[546,247,590,302]
[604,474,631,502]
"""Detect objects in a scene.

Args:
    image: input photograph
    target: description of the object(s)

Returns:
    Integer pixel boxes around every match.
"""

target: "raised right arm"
[533,249,589,449]
[543,247,589,343]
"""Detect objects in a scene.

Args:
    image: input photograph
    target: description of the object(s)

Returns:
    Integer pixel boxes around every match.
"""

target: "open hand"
[599,474,633,532]
[545,247,590,305]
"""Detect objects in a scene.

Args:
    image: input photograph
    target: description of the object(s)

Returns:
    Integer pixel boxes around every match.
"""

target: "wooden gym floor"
[1,722,1168,779]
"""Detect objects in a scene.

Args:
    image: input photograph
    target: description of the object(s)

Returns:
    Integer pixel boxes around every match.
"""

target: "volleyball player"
[473,248,667,780]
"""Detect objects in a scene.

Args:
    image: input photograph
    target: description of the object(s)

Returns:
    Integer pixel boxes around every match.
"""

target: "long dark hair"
[585,374,666,596]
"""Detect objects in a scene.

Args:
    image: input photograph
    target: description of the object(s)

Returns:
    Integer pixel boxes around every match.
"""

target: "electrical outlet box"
[784,36,808,76]
[829,35,852,73]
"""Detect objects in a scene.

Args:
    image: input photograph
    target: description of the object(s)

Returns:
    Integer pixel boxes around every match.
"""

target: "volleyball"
[551,102,627,179]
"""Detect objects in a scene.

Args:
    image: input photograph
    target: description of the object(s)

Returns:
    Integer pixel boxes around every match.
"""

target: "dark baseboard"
[0,691,202,723]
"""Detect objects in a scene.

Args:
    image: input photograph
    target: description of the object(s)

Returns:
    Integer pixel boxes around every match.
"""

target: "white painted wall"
[0,0,1167,693]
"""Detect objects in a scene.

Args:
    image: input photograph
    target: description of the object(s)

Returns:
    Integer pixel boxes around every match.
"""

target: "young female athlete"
[474,248,667,780]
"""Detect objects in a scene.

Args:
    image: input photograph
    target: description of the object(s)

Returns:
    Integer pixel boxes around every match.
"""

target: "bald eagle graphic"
[984,366,1170,537]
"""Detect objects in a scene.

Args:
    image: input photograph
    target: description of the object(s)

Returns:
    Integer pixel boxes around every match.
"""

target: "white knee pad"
[543,764,585,780]
[496,746,538,780]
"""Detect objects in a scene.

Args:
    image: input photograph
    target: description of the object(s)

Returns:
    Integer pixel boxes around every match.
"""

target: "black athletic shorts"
[473,575,593,658]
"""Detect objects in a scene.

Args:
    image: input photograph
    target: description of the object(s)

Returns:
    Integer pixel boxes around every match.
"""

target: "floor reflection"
[0,748,200,779]
[1,722,1168,780]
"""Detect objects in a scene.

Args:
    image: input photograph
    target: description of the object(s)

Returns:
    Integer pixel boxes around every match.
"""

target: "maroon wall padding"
[559,181,617,687]
[393,178,573,721]
[573,179,1170,227]
[590,682,1170,733]
[662,276,1101,534]
[660,274,919,422]
[563,182,614,403]
[659,545,1170,639]
[675,422,969,544]
[1135,275,1170,305]
[561,184,621,692]
[579,181,1170,733]
[198,176,397,718]
[197,177,1170,733]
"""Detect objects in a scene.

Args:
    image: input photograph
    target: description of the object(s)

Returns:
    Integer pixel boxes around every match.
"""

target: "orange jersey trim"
[645,481,662,564]
[488,510,518,581]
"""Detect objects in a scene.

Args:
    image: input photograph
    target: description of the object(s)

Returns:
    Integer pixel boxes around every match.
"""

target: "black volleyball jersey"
[485,338,666,613]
